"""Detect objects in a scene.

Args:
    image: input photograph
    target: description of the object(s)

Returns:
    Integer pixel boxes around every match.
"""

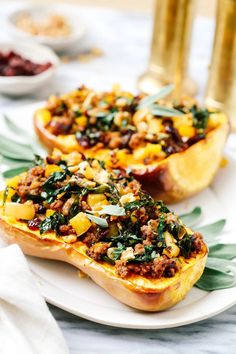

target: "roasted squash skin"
[0,151,208,311]
[0,215,207,312]
[132,118,229,203]
[34,87,229,203]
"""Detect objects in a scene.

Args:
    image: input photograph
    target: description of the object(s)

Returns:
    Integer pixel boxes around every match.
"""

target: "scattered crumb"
[220,157,228,168]
[77,269,88,279]
[60,47,104,64]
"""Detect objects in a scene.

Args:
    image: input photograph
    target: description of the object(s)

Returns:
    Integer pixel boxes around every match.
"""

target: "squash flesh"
[0,209,207,311]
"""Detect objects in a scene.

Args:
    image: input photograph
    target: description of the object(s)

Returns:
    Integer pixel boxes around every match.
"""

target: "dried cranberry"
[28,218,41,230]
[0,50,52,77]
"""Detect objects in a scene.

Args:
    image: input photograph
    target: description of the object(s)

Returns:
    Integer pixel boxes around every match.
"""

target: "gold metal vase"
[138,0,197,98]
[205,0,236,131]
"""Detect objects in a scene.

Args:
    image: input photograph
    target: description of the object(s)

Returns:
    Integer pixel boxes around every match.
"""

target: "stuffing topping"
[37,85,218,167]
[2,150,205,279]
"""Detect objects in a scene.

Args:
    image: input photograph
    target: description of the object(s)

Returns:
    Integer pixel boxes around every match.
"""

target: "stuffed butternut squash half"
[34,85,229,203]
[0,150,207,311]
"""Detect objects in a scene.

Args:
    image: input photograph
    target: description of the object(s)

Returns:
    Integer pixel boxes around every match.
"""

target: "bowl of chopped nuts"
[7,5,86,52]
[0,41,59,96]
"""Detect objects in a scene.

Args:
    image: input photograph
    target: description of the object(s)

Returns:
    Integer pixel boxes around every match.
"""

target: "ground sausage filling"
[2,150,205,279]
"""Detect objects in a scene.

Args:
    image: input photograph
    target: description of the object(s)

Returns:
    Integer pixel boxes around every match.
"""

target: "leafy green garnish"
[191,107,210,130]
[196,267,236,291]
[157,215,166,246]
[194,219,236,291]
[138,84,174,109]
[208,244,236,260]
[124,192,154,211]
[110,231,142,247]
[33,155,44,166]
[205,257,236,274]
[3,166,30,178]
[0,134,34,161]
[99,205,125,216]
[155,201,170,213]
[197,219,226,244]
[180,207,202,227]
[107,243,125,262]
[11,193,21,203]
[178,234,194,258]
[39,213,66,234]
[4,114,27,138]
[85,213,108,228]
[150,105,184,117]
[43,171,68,189]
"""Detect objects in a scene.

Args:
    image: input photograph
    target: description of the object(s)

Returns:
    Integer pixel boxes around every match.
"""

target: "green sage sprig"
[137,84,184,117]
[181,207,236,291]
[0,115,45,178]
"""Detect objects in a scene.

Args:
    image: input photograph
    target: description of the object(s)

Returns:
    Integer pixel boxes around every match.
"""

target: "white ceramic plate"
[0,103,236,329]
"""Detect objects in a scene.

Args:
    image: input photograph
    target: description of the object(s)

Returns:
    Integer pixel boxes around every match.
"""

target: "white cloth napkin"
[0,244,69,354]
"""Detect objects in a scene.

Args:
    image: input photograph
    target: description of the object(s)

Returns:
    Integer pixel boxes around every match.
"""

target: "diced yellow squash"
[173,113,192,128]
[120,193,136,205]
[133,143,162,161]
[69,212,92,236]
[45,165,63,178]
[75,115,88,127]
[133,147,147,161]
[116,150,128,164]
[6,176,20,189]
[133,108,149,125]
[61,235,77,243]
[64,152,83,168]
[84,165,95,180]
[178,126,195,138]
[57,135,79,152]
[0,176,20,202]
[4,202,35,220]
[220,157,228,168]
[87,194,107,208]
[208,113,225,129]
[163,231,180,258]
[148,119,162,135]
[146,143,162,156]
[46,209,55,217]
[36,109,52,125]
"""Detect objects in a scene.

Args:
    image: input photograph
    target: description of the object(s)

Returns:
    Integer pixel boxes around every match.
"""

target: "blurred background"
[5,0,217,15]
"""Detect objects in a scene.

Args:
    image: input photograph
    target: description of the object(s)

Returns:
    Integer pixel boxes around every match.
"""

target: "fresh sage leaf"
[0,134,34,161]
[99,205,126,216]
[138,84,174,109]
[180,207,202,227]
[150,105,184,117]
[209,244,236,260]
[3,166,30,178]
[197,219,226,243]
[196,267,236,291]
[205,257,236,273]
[4,115,31,139]
[85,213,108,228]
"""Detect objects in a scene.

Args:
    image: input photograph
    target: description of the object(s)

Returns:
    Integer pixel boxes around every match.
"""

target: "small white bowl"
[0,41,59,96]
[7,5,86,52]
